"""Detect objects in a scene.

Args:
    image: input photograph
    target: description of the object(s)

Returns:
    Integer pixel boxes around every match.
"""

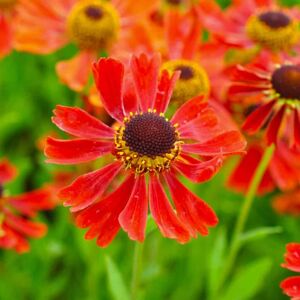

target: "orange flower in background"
[273,189,300,216]
[228,51,300,147]
[45,53,246,247]
[14,0,159,91]
[281,243,300,299]
[198,0,300,54]
[0,158,54,253]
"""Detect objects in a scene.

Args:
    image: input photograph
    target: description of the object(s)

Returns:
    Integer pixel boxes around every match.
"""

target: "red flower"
[0,158,54,253]
[273,189,300,216]
[228,51,300,146]
[45,53,246,247]
[281,243,300,299]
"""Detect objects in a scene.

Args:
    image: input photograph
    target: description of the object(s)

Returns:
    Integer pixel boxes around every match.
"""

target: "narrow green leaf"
[240,227,282,244]
[221,258,272,300]
[105,256,130,300]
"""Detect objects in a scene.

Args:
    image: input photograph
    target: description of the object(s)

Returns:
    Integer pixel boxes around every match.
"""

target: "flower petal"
[174,155,223,183]
[231,65,270,83]
[76,175,135,247]
[59,162,122,212]
[149,174,190,243]
[242,100,276,134]
[56,51,96,92]
[0,14,13,58]
[266,105,286,145]
[280,276,300,298]
[282,243,300,272]
[182,130,246,156]
[130,53,161,112]
[154,70,180,113]
[165,171,218,236]
[119,175,148,242]
[45,137,113,164]
[52,105,114,139]
[93,58,125,122]
[0,158,17,184]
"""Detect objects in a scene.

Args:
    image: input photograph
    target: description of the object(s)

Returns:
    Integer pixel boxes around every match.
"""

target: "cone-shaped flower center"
[258,11,291,29]
[246,10,299,51]
[0,0,17,9]
[115,111,182,174]
[67,1,120,50]
[271,65,300,100]
[162,59,210,104]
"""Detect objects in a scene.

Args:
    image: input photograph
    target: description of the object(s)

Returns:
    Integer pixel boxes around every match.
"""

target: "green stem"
[217,144,275,294]
[131,242,144,300]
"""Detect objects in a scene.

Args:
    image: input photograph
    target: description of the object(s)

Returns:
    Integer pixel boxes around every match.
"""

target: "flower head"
[45,53,246,247]
[0,158,54,253]
[281,243,300,299]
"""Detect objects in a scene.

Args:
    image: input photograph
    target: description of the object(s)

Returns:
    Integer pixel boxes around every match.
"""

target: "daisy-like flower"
[281,243,300,299]
[45,53,246,247]
[273,188,300,216]
[14,0,158,91]
[0,158,54,253]
[0,0,18,58]
[228,51,300,146]
[198,0,300,54]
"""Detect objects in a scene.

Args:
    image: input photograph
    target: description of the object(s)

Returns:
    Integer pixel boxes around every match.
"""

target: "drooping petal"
[165,171,218,236]
[282,243,300,272]
[231,65,270,83]
[59,162,122,212]
[266,105,286,145]
[228,83,271,98]
[0,158,17,184]
[171,95,207,125]
[93,58,125,122]
[0,14,13,58]
[174,155,223,183]
[52,105,114,139]
[76,175,135,247]
[280,276,300,298]
[56,51,96,92]
[149,174,190,243]
[242,100,276,134]
[293,109,300,146]
[0,225,29,253]
[45,137,113,164]
[182,131,246,156]
[130,53,161,112]
[154,70,180,113]
[118,175,148,242]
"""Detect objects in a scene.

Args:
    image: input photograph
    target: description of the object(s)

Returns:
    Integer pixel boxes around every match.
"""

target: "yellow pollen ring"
[246,14,300,51]
[162,59,210,105]
[67,1,120,51]
[114,110,183,175]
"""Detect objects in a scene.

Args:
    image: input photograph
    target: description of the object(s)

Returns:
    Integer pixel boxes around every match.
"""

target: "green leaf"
[240,227,282,244]
[221,258,272,300]
[105,256,130,300]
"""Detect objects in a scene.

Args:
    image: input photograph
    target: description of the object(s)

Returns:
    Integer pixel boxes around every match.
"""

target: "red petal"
[243,100,276,134]
[231,65,270,83]
[0,14,13,58]
[118,175,148,242]
[280,276,300,298]
[0,158,17,184]
[154,70,180,113]
[93,58,125,122]
[182,130,246,156]
[149,174,190,243]
[294,110,300,147]
[52,105,114,139]
[228,83,270,98]
[45,137,113,164]
[76,175,135,247]
[282,243,300,272]
[165,171,218,236]
[171,95,207,125]
[174,155,223,183]
[123,74,139,115]
[266,105,286,145]
[56,51,95,92]
[60,162,122,212]
[130,53,161,112]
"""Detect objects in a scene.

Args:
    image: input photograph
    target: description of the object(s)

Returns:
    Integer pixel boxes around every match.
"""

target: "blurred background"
[1,0,300,299]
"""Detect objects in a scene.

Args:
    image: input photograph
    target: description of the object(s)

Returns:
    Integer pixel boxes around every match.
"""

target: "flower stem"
[217,143,275,294]
[131,242,144,300]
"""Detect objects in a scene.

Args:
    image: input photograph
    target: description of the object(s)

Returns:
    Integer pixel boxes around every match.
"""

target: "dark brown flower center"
[258,11,290,29]
[175,65,194,80]
[271,65,300,100]
[124,112,177,157]
[85,5,103,20]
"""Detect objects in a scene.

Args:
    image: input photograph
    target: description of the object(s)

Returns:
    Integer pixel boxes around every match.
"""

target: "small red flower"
[0,158,54,253]
[281,243,300,299]
[45,53,246,247]
[228,51,300,146]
